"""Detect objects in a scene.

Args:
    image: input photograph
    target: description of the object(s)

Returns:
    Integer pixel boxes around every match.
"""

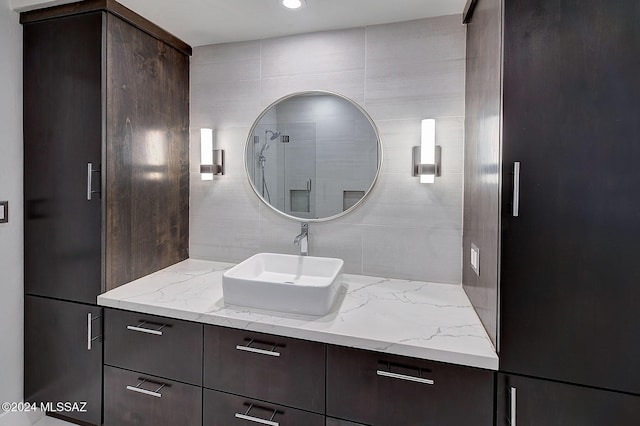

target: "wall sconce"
[200,128,224,180]
[413,119,441,183]
[281,0,306,9]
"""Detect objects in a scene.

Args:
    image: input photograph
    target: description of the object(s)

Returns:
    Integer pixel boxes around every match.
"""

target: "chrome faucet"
[293,222,309,256]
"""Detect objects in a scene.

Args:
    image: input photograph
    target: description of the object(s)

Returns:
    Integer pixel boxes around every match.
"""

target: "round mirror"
[244,91,382,222]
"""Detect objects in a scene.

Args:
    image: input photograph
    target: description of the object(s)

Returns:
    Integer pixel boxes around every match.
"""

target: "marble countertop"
[97,259,498,370]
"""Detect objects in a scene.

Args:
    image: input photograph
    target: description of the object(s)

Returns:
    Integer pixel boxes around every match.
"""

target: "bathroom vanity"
[98,259,498,426]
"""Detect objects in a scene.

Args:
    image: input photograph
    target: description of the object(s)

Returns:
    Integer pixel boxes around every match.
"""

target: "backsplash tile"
[362,226,462,283]
[190,215,260,261]
[190,15,466,283]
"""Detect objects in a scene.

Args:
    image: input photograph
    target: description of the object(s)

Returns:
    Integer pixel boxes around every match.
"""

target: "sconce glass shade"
[282,0,303,9]
[201,128,214,181]
[421,119,436,184]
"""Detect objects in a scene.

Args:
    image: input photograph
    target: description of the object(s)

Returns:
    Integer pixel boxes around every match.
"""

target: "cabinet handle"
[86,163,101,201]
[236,339,281,357]
[235,404,279,426]
[509,386,517,425]
[512,162,520,217]
[126,321,166,336]
[376,370,434,385]
[87,313,101,351]
[126,378,166,398]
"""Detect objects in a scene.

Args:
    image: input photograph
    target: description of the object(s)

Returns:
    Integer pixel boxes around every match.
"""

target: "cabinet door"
[500,0,640,393]
[24,296,103,425]
[104,366,202,426]
[326,345,494,426]
[203,389,324,426]
[23,12,103,304]
[497,374,640,425]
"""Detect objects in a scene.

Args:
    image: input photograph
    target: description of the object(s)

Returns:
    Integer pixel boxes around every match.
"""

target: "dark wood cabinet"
[22,2,191,424]
[497,0,640,396]
[23,11,104,305]
[464,0,640,422]
[23,1,190,300]
[104,365,202,426]
[326,418,368,426]
[204,325,325,413]
[24,296,103,425]
[326,345,494,426]
[103,10,190,290]
[104,309,203,385]
[203,389,325,426]
[496,373,640,426]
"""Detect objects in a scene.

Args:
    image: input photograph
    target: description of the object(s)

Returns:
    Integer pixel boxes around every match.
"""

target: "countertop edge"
[97,293,499,371]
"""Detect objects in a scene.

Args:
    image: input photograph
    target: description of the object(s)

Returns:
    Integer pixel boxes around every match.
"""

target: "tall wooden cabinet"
[464,0,640,423]
[22,1,190,424]
[499,0,640,396]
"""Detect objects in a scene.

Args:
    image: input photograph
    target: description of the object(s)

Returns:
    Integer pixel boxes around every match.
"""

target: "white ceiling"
[12,0,467,47]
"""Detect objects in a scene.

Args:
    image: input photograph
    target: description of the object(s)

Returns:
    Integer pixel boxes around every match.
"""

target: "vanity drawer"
[327,345,494,426]
[203,388,324,426]
[204,325,325,413]
[104,309,203,385]
[326,418,368,426]
[104,365,202,426]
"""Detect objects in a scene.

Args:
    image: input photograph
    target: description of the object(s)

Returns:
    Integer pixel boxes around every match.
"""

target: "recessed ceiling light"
[282,0,304,9]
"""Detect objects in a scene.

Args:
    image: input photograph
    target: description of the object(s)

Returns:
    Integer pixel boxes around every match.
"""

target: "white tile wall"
[190,15,466,283]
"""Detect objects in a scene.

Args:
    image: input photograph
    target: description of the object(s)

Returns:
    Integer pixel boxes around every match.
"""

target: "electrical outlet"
[470,243,480,276]
[0,201,8,223]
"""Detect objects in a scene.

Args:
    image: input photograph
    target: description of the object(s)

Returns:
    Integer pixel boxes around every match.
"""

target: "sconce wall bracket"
[412,145,441,177]
[200,149,225,175]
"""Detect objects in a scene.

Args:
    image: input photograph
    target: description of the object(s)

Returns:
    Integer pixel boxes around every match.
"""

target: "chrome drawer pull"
[87,163,101,201]
[87,313,101,351]
[127,321,166,336]
[513,162,520,217]
[376,370,434,385]
[235,339,281,357]
[235,404,279,426]
[509,386,517,425]
[126,379,166,398]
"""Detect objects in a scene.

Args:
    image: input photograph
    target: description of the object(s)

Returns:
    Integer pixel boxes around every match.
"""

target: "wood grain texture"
[19,0,192,56]
[204,325,326,414]
[326,418,368,426]
[203,389,325,426]
[326,345,495,426]
[23,12,104,303]
[104,309,203,385]
[462,0,502,347]
[105,13,189,291]
[500,0,640,394]
[103,365,202,426]
[497,374,640,425]
[24,296,103,425]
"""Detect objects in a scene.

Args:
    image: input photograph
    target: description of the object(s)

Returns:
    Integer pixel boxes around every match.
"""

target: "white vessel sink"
[222,253,344,316]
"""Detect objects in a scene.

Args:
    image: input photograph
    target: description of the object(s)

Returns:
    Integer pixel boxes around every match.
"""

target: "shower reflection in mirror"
[255,129,280,203]
[246,92,381,222]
